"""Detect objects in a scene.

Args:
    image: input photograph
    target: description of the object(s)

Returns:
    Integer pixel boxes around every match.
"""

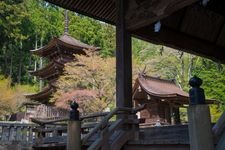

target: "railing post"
[188,76,214,150]
[67,101,81,150]
[128,113,139,141]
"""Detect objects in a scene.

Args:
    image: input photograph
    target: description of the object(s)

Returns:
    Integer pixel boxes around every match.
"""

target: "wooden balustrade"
[0,122,38,145]
[31,111,110,148]
[32,104,146,149]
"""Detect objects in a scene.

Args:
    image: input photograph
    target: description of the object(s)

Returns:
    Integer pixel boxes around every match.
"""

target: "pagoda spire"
[64,9,69,34]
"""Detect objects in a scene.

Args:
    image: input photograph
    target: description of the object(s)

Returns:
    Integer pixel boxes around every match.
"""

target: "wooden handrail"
[31,112,110,125]
[31,117,69,125]
[213,110,225,138]
[31,104,146,126]
[82,107,119,144]
[81,112,109,120]
[82,104,146,145]
[88,119,125,150]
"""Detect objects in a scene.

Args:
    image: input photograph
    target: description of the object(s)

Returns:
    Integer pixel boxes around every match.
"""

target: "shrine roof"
[133,74,188,98]
[133,74,218,105]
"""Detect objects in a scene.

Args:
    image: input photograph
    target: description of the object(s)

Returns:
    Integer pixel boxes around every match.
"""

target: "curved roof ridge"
[139,74,176,84]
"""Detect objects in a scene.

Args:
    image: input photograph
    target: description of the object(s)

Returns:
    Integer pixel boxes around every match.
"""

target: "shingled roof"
[25,86,55,103]
[31,34,98,58]
[135,75,188,98]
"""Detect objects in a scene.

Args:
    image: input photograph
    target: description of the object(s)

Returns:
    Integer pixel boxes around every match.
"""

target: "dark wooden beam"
[126,0,199,31]
[116,0,132,108]
[133,25,225,64]
[180,5,224,42]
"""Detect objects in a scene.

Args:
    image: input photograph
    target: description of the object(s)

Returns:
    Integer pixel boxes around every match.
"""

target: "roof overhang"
[45,0,225,63]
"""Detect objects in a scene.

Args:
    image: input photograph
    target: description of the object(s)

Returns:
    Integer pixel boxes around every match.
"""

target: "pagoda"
[25,11,97,104]
[133,74,216,126]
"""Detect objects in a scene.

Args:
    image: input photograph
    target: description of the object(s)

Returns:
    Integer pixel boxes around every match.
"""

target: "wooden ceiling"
[45,0,225,63]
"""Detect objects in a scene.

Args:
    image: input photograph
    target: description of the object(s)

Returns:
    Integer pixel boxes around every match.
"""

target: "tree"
[132,38,160,63]
[0,0,30,83]
[0,76,38,120]
[52,54,116,113]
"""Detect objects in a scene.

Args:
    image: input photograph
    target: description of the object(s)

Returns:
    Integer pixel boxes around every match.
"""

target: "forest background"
[0,0,225,121]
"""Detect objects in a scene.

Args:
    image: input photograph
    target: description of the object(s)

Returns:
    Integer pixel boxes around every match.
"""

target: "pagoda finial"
[64,9,69,34]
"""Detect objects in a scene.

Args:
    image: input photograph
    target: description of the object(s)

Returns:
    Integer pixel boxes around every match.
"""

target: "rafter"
[126,0,199,30]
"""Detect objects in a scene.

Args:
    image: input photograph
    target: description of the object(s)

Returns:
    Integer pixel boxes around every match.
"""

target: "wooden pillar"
[174,108,181,124]
[165,105,171,124]
[67,121,81,150]
[67,101,81,150]
[188,76,214,150]
[116,0,132,108]
[188,105,214,150]
[169,104,174,125]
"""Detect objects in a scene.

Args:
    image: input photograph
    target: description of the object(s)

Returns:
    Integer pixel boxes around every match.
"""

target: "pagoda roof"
[31,34,98,58]
[29,61,64,80]
[45,0,225,64]
[25,86,55,103]
[133,74,217,105]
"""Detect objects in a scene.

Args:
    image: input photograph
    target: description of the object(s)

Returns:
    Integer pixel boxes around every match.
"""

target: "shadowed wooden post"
[188,76,214,150]
[116,0,132,109]
[67,101,81,150]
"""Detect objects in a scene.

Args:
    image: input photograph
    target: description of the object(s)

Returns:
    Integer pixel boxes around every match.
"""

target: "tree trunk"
[188,54,194,80]
[9,54,13,78]
[3,45,8,76]
[18,41,23,84]
[39,37,44,90]
[34,34,38,82]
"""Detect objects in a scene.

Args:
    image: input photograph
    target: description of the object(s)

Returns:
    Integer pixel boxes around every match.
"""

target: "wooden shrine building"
[133,74,217,126]
[133,74,188,125]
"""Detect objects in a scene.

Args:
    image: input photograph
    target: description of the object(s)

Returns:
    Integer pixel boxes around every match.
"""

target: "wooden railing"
[32,104,146,149]
[82,104,146,150]
[212,111,225,150]
[0,122,38,145]
[31,111,110,147]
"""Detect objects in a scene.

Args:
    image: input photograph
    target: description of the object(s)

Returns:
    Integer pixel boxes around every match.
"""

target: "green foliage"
[132,38,160,63]
[210,105,222,123]
[100,24,116,57]
[192,59,225,106]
